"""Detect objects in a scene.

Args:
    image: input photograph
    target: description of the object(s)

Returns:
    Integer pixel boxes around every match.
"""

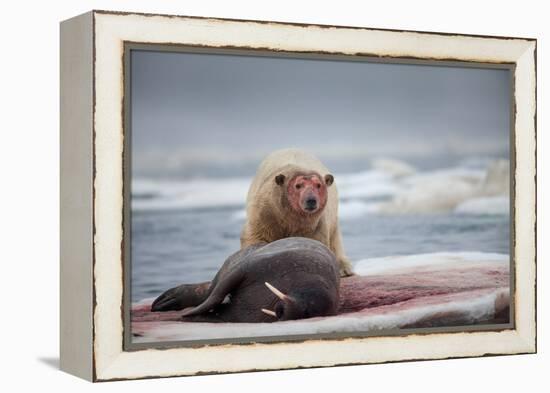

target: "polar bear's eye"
[296,184,302,189]
[316,184,321,189]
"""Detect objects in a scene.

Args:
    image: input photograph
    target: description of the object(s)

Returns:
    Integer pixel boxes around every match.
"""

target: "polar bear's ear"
[275,174,286,186]
[324,174,334,186]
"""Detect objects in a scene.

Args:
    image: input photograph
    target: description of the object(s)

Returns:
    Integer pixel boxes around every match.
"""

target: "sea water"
[131,157,510,302]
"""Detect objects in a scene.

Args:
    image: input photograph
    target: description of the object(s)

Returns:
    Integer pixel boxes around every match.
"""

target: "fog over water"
[131,50,510,178]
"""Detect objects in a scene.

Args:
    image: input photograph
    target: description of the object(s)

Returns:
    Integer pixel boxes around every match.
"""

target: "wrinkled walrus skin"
[151,238,340,323]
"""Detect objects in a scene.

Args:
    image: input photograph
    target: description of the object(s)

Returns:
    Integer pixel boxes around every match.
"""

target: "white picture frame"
[60,10,536,381]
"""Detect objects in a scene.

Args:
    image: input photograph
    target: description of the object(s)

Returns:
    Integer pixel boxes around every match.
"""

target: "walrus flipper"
[179,247,261,317]
[153,245,265,313]
[151,282,210,312]
[179,268,246,317]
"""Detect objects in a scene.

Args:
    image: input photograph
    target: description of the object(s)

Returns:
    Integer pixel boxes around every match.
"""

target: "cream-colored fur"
[240,148,354,277]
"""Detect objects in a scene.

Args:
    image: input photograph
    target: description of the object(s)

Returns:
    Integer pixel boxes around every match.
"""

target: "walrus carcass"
[151,237,340,323]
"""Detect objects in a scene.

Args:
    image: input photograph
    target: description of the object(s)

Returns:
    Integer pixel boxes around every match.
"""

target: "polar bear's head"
[275,171,333,216]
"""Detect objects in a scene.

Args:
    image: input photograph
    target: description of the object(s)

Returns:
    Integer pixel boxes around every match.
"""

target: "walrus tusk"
[261,308,277,317]
[265,282,289,300]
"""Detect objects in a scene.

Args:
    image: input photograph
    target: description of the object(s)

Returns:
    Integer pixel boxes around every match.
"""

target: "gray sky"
[131,49,510,177]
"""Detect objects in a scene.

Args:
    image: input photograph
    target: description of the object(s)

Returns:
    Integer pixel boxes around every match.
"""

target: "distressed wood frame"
[60,10,537,382]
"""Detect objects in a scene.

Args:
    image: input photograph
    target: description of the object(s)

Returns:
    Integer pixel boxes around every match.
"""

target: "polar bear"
[240,148,353,277]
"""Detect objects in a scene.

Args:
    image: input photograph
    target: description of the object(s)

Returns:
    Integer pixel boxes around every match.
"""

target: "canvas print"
[128,48,511,345]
